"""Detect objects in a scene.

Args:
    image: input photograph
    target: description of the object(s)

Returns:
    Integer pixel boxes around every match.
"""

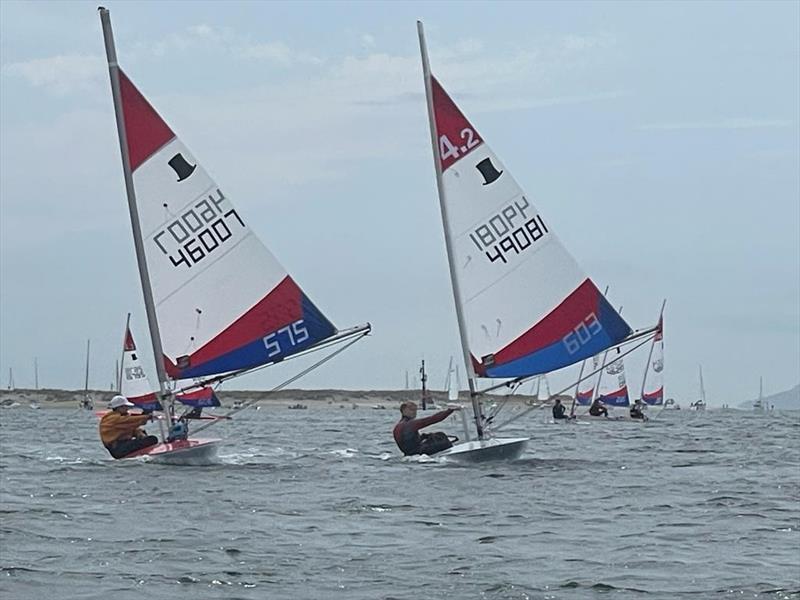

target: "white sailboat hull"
[438,437,529,462]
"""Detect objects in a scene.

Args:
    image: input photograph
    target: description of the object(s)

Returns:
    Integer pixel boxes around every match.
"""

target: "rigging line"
[493,331,656,431]
[189,330,369,435]
[484,379,523,425]
[478,324,659,397]
[171,325,371,395]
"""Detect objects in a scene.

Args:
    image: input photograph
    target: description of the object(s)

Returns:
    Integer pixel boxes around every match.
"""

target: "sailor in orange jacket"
[100,395,158,459]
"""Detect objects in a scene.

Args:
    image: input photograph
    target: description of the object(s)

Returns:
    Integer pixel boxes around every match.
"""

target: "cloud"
[1,26,626,192]
[132,23,324,67]
[360,33,376,50]
[3,53,106,95]
[640,117,795,131]
[236,41,324,66]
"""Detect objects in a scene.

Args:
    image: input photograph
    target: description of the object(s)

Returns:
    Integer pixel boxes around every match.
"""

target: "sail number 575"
[562,313,602,355]
[263,320,310,359]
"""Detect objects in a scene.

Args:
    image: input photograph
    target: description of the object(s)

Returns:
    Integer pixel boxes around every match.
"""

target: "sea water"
[1,403,798,599]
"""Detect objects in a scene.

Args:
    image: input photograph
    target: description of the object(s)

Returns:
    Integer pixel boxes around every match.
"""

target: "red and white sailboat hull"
[123,437,221,466]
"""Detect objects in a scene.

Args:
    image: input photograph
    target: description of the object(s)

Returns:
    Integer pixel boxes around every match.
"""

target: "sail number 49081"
[562,313,602,354]
[439,128,480,162]
[263,320,310,358]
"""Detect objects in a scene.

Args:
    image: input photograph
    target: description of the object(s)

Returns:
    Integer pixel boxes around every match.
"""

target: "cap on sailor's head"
[109,395,134,409]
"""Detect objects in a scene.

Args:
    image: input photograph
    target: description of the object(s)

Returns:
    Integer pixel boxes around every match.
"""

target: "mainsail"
[114,71,340,381]
[596,347,630,407]
[575,355,600,406]
[428,77,631,380]
[120,323,219,411]
[641,314,664,405]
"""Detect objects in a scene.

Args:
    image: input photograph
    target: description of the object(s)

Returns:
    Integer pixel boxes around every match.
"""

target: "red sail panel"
[431,76,483,170]
[123,327,136,351]
[119,70,175,172]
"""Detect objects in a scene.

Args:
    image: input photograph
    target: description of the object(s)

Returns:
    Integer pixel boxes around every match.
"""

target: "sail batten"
[428,74,631,380]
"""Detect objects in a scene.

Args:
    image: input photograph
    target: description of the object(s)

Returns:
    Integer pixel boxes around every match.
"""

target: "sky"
[1,0,798,406]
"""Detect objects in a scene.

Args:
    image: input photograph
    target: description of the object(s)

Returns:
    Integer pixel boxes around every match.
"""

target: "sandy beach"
[0,387,558,410]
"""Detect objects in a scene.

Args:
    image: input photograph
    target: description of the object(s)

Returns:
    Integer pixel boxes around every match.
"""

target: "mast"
[99,8,172,428]
[698,365,706,404]
[34,357,38,390]
[639,299,666,402]
[418,20,483,439]
[570,360,586,417]
[84,339,91,393]
[420,359,428,409]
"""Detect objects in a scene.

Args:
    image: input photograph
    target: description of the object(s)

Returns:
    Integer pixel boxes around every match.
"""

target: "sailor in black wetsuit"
[552,398,570,420]
[629,398,648,420]
[589,398,609,417]
[393,401,459,456]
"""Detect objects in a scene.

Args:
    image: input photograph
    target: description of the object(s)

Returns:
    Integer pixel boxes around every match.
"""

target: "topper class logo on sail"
[468,196,549,265]
[152,188,246,269]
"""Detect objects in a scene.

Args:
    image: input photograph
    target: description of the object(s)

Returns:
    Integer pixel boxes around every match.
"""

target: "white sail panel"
[431,76,631,378]
[120,326,158,410]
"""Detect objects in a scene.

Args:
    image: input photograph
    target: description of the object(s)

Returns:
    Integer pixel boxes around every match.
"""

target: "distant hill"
[739,384,800,410]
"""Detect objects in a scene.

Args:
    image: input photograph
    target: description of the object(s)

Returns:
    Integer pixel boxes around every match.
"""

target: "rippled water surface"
[1,403,798,599]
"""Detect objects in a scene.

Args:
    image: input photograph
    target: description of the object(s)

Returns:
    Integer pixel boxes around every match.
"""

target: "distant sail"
[641,315,664,405]
[120,326,161,410]
[430,77,631,378]
[575,355,600,406]
[121,324,219,410]
[118,71,337,380]
[597,348,630,407]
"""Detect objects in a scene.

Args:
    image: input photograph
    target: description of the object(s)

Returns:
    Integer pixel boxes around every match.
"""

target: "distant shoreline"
[0,387,558,409]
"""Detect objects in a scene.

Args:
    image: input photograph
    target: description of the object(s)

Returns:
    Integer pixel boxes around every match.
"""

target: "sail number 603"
[439,127,480,162]
[263,320,309,358]
[562,313,602,354]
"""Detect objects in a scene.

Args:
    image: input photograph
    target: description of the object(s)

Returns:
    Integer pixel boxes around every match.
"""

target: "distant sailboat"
[753,376,767,412]
[528,375,551,405]
[119,317,220,412]
[419,359,432,410]
[640,307,665,407]
[595,348,630,409]
[573,354,600,412]
[445,357,461,402]
[690,365,708,411]
[98,8,370,463]
[80,339,93,410]
[417,22,637,461]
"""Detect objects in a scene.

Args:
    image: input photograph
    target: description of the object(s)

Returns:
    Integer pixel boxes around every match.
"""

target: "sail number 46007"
[562,313,602,355]
[263,320,310,359]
